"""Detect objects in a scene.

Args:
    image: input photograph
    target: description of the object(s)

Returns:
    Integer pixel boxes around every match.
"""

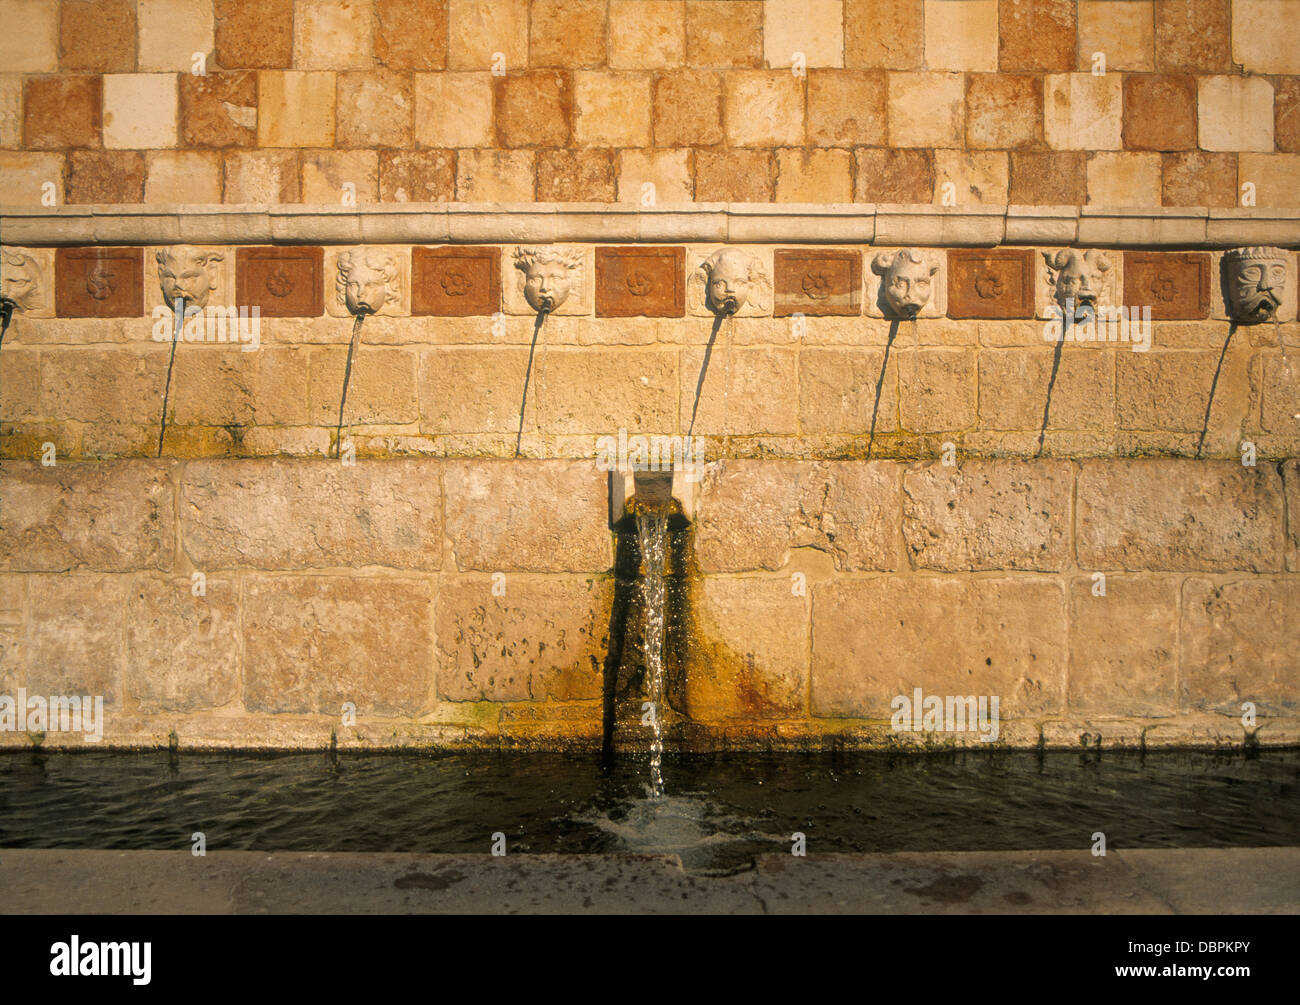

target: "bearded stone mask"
[1043,249,1112,320]
[1222,247,1287,325]
[871,249,938,319]
[513,246,582,313]
[156,247,223,311]
[336,248,400,317]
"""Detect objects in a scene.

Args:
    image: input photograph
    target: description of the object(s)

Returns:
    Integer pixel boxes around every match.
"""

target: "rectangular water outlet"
[609,468,698,528]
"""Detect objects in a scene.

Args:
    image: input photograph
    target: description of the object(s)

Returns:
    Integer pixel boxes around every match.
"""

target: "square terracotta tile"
[55,247,144,318]
[773,249,862,317]
[595,246,685,317]
[1123,253,1211,320]
[946,249,1035,319]
[235,246,324,318]
[413,246,501,317]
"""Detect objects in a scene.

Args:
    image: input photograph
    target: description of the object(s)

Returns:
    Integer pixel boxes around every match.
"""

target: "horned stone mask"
[156,247,223,311]
[1043,249,1112,320]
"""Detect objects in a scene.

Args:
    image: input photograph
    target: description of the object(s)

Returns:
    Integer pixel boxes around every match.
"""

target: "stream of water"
[635,505,670,799]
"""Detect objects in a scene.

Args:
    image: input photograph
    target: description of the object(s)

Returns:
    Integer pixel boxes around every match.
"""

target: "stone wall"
[1,0,1299,207]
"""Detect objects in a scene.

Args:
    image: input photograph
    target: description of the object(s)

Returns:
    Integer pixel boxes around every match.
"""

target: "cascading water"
[635,503,670,798]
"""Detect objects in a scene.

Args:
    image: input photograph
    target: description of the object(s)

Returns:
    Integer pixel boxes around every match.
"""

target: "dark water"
[1,750,1297,873]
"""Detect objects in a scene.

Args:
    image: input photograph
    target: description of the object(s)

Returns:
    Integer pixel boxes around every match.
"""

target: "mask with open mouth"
[699,248,766,317]
[1222,247,1287,325]
[1043,249,1112,321]
[514,246,583,314]
[872,249,939,319]
[336,248,400,317]
[156,247,223,311]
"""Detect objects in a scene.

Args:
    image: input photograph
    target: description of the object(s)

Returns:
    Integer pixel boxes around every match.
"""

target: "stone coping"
[3,204,1299,249]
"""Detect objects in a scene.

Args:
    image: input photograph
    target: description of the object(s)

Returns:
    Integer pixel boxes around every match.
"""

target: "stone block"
[257,71,335,147]
[1123,74,1197,150]
[686,0,763,68]
[725,70,804,146]
[375,0,449,70]
[1123,253,1211,320]
[694,148,773,202]
[1232,0,1300,73]
[764,0,844,68]
[807,69,886,145]
[935,150,1009,205]
[853,148,933,202]
[1043,73,1122,151]
[222,150,300,203]
[23,74,100,149]
[609,0,685,69]
[887,72,965,148]
[1077,1,1155,72]
[924,0,997,71]
[447,0,528,70]
[419,347,532,433]
[293,0,372,70]
[214,0,293,68]
[0,0,58,71]
[7,575,125,706]
[1086,152,1162,207]
[798,347,900,436]
[413,246,501,317]
[337,71,413,148]
[679,346,797,436]
[1198,75,1274,153]
[137,0,212,72]
[595,247,685,318]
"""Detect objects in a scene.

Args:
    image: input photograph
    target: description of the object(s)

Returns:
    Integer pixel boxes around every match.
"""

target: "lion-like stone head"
[156,247,223,311]
[1222,246,1287,325]
[1,250,45,313]
[871,249,938,319]
[698,248,765,316]
[513,246,583,313]
[336,248,400,316]
[1043,248,1112,319]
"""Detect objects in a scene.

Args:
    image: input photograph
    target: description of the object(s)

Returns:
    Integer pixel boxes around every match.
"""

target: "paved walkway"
[2,847,1296,913]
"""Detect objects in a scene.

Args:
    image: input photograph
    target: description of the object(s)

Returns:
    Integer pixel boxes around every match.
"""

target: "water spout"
[866,318,901,459]
[636,504,670,798]
[515,309,547,457]
[157,296,186,457]
[335,311,367,458]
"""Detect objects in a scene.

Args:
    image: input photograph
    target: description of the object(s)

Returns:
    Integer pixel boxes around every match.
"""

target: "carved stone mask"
[1043,249,1111,319]
[156,247,223,311]
[514,246,582,313]
[872,249,938,318]
[336,248,400,316]
[700,248,761,316]
[1222,247,1287,325]
[1,250,44,312]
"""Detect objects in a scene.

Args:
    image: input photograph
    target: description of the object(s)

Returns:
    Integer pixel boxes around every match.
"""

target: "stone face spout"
[1222,246,1287,325]
[610,468,699,528]
[513,245,583,314]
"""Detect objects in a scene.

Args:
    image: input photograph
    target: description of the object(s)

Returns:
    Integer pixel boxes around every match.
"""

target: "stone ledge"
[4,204,1298,248]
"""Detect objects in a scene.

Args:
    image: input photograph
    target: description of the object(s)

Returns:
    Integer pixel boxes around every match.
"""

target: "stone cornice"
[2,203,1299,248]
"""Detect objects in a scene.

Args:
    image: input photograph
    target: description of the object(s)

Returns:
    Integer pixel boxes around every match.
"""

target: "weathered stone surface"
[337,71,413,148]
[1068,575,1178,717]
[1232,0,1300,73]
[902,461,1072,571]
[496,71,571,148]
[380,150,456,202]
[530,0,606,67]
[181,459,442,570]
[935,150,1009,205]
[0,0,58,72]
[653,69,722,146]
[310,348,419,425]
[1086,152,1162,207]
[223,150,300,203]
[1116,349,1247,435]
[1078,0,1154,71]
[293,0,371,70]
[4,576,124,706]
[60,0,135,72]
[798,347,899,435]
[1260,354,1300,436]
[887,72,964,147]
[413,247,501,317]
[695,460,901,572]
[0,461,173,572]
[999,0,1075,71]
[680,346,797,436]
[1181,578,1300,714]
[1154,0,1231,72]
[694,148,772,202]
[436,575,610,701]
[67,151,145,204]
[448,0,528,70]
[126,576,240,713]
[898,348,975,432]
[169,347,308,428]
[536,148,615,202]
[1198,75,1274,152]
[23,75,99,149]
[616,149,692,203]
[845,0,922,69]
[39,348,161,424]
[180,72,256,147]
[947,249,1035,320]
[807,70,885,145]
[301,150,378,204]
[688,576,808,719]
[1285,460,1300,570]
[774,148,853,203]
[103,72,177,149]
[854,148,933,202]
[1043,73,1122,151]
[764,0,843,68]
[774,249,861,316]
[243,575,431,716]
[610,0,685,69]
[535,348,676,434]
[257,71,335,147]
[137,0,212,72]
[924,0,996,71]
[1161,151,1237,208]
[1077,461,1283,571]
[573,71,651,147]
[1123,253,1210,320]
[1123,74,1197,150]
[725,70,803,146]
[419,347,531,433]
[595,247,684,318]
[236,246,323,318]
[443,460,612,572]
[965,73,1040,149]
[1275,76,1300,154]
[978,349,1115,432]
[1010,151,1086,205]
[415,72,491,148]
[215,0,291,68]
[811,577,1067,717]
[0,75,21,149]
[376,0,448,70]
[686,0,762,68]
[1236,153,1300,209]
